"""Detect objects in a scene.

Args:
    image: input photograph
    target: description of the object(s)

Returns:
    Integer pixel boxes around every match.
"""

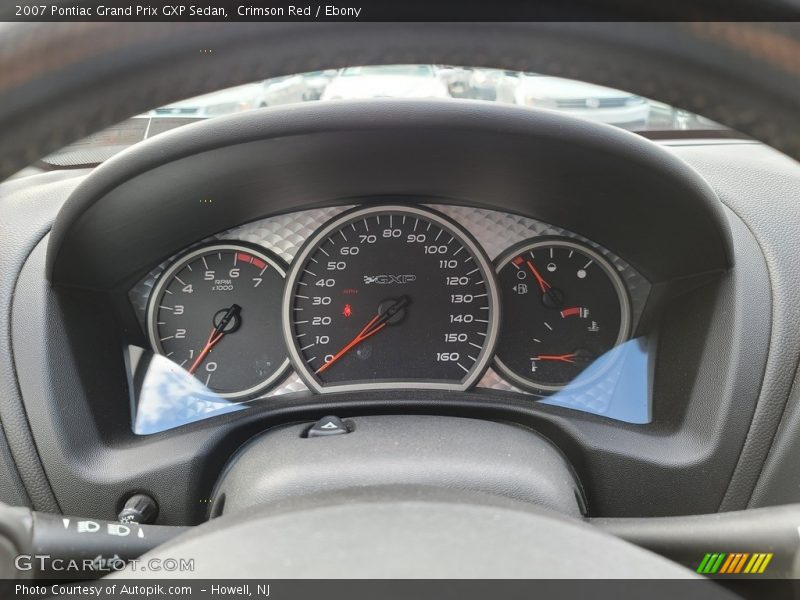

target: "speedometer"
[283,205,500,393]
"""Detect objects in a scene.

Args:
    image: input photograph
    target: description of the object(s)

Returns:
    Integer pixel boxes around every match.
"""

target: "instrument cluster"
[133,203,650,402]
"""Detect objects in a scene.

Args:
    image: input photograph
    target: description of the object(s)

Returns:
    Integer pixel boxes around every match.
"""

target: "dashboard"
[4,99,797,527]
[3,19,800,587]
[129,203,650,433]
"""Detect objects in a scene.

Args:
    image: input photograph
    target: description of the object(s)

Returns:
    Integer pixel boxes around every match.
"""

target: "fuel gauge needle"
[526,260,552,293]
[188,304,241,375]
[526,260,564,308]
[316,295,410,375]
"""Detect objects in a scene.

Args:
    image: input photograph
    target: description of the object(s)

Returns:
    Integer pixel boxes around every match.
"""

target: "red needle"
[526,260,552,294]
[315,314,386,375]
[533,353,577,364]
[188,329,226,374]
[315,295,410,376]
[187,304,241,375]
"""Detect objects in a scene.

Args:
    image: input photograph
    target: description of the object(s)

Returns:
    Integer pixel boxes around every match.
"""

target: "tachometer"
[493,238,630,393]
[146,242,290,399]
[283,205,499,393]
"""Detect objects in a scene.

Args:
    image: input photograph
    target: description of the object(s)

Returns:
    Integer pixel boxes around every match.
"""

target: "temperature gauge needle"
[316,295,410,375]
[188,304,241,375]
[533,353,577,364]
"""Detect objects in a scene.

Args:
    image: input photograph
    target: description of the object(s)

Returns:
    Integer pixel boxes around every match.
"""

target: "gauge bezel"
[492,237,632,394]
[145,241,292,400]
[283,204,501,394]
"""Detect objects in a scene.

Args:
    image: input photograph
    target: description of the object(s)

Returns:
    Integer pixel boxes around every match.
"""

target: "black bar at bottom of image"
[4,579,799,600]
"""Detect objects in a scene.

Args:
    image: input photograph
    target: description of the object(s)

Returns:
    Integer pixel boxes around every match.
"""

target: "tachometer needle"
[187,304,241,375]
[533,353,577,364]
[315,295,410,375]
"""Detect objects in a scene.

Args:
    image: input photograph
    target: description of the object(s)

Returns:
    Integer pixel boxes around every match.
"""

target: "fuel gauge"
[493,238,630,393]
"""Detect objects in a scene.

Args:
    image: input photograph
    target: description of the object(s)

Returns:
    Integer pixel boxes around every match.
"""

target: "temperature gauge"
[493,238,630,393]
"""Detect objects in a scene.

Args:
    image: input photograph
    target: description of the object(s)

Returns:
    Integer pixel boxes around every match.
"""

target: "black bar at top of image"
[2,0,800,22]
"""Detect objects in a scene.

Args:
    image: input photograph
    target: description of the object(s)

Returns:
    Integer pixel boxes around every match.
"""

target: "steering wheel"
[1,22,799,180]
[0,21,798,584]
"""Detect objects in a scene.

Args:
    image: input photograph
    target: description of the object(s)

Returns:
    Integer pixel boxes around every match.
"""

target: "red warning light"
[512,256,524,266]
[342,304,353,318]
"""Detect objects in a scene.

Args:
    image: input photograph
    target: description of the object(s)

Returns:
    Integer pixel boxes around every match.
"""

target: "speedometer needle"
[315,295,410,375]
[187,304,241,375]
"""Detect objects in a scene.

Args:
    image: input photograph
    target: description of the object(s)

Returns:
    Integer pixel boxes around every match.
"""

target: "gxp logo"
[363,275,417,285]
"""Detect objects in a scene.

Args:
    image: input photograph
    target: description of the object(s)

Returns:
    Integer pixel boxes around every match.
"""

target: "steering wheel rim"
[0,21,799,182]
[111,487,719,581]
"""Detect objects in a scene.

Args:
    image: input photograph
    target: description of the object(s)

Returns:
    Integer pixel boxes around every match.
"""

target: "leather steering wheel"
[0,21,799,183]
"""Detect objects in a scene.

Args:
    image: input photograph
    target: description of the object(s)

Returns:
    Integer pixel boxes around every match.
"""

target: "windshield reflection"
[131,351,247,435]
[537,337,651,424]
[143,65,723,132]
[27,64,727,176]
[130,336,651,435]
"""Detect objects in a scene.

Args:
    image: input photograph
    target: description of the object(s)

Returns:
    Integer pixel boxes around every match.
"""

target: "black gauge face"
[284,205,500,393]
[147,243,290,399]
[493,238,630,393]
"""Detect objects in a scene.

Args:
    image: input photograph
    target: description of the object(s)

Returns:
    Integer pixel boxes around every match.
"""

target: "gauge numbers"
[493,238,630,393]
[283,205,500,393]
[147,242,290,399]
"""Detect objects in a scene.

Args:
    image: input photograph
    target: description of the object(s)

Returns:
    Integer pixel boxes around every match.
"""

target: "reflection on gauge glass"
[146,242,290,399]
[493,238,630,393]
[283,205,500,393]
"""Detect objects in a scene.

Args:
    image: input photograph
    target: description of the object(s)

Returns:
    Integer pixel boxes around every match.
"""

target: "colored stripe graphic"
[720,553,749,574]
[747,553,773,574]
[719,554,736,573]
[734,553,749,573]
[698,552,773,575]
[697,553,726,574]
[696,554,713,573]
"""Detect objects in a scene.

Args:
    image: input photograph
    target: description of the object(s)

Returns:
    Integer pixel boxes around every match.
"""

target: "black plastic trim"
[12,201,766,522]
[47,101,733,291]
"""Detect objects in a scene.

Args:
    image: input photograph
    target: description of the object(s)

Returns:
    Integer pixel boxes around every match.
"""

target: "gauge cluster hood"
[46,99,732,292]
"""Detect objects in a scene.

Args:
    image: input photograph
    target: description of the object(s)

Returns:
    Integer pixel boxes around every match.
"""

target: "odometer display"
[283,205,499,393]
